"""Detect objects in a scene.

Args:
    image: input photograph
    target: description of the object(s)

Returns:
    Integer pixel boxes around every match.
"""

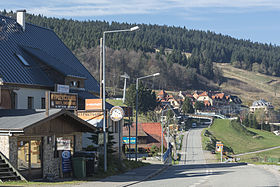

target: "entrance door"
[17,139,42,179]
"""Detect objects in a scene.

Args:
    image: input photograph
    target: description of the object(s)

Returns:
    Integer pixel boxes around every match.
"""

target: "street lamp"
[102,25,139,172]
[160,104,179,162]
[135,72,160,161]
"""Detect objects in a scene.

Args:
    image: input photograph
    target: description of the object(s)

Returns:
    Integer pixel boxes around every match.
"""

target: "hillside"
[207,119,280,155]
[216,63,280,107]
[2,10,280,92]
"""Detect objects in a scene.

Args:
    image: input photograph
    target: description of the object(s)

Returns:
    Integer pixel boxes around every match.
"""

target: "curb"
[122,164,171,187]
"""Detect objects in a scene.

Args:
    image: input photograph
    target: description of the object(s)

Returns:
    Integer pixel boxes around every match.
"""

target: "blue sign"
[62,150,72,173]
[123,137,136,144]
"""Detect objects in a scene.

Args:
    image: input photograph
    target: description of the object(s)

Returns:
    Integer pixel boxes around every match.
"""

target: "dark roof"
[0,15,99,93]
[0,109,96,132]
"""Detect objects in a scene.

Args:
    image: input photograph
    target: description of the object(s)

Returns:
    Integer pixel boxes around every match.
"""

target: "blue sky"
[2,0,280,45]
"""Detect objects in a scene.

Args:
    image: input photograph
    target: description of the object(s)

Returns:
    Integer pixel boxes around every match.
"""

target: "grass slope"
[209,119,280,154]
[216,63,280,108]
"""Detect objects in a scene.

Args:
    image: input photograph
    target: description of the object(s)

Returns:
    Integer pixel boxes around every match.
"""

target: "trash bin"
[72,157,86,178]
[73,151,96,176]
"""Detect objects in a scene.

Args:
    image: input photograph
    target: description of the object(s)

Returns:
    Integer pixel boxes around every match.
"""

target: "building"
[250,99,274,113]
[0,10,105,180]
[0,10,99,110]
[0,109,96,180]
[122,123,167,151]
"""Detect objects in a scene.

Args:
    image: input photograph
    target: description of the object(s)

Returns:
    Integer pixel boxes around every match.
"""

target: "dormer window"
[70,80,80,88]
[16,54,29,66]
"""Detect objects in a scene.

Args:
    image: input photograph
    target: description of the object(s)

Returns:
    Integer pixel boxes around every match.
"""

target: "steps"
[0,152,26,182]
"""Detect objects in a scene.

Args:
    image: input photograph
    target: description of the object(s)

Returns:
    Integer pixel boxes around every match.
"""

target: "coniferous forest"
[2,10,280,91]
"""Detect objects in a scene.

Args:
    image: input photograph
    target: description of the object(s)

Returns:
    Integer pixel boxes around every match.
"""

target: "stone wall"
[42,136,60,179]
[74,132,82,152]
[9,136,18,168]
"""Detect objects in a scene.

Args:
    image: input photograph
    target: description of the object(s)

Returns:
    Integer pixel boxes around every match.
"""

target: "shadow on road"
[145,162,248,182]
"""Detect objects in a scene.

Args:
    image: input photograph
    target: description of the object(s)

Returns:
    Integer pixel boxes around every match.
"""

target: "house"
[250,99,274,113]
[122,123,167,151]
[0,10,99,110]
[0,109,96,180]
[195,91,213,106]
[0,10,108,180]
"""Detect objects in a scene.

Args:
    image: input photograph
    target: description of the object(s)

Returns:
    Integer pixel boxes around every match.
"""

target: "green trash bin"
[72,157,86,178]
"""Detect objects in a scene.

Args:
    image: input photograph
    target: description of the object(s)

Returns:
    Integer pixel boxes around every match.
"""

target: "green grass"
[238,148,280,164]
[209,119,280,154]
[201,129,210,150]
[106,99,127,107]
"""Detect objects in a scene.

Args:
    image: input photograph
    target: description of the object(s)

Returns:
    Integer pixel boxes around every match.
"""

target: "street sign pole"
[220,146,223,163]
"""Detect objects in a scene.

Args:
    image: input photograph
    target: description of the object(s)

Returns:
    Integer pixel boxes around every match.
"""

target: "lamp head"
[130,26,139,31]
[153,73,160,76]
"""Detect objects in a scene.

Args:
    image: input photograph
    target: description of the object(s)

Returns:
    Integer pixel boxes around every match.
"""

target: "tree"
[125,83,158,114]
[194,101,204,112]
[181,97,194,114]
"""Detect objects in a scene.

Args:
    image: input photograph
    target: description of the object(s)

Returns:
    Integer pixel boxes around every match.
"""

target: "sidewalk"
[48,163,169,187]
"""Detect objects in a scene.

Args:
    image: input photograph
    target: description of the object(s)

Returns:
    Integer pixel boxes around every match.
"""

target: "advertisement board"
[77,110,104,126]
[57,137,71,151]
[85,99,102,111]
[122,137,136,144]
[50,92,77,110]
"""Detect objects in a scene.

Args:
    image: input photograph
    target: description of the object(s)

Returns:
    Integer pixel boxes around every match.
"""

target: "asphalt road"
[133,128,280,187]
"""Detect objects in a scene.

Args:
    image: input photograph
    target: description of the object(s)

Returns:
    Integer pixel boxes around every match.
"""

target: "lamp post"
[160,104,179,162]
[102,25,139,172]
[135,72,160,161]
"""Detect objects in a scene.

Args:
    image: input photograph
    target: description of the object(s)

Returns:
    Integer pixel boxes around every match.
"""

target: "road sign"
[110,106,125,121]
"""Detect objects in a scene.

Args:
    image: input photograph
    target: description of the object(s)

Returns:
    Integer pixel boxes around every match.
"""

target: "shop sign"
[122,137,136,144]
[85,99,102,110]
[62,150,72,173]
[50,92,77,110]
[110,106,125,122]
[77,111,104,120]
[57,138,71,151]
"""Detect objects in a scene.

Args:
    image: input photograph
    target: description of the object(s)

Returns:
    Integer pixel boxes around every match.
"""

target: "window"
[16,54,30,66]
[41,97,45,109]
[27,97,34,109]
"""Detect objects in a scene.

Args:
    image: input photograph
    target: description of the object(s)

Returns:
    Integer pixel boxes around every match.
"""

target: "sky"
[2,0,280,45]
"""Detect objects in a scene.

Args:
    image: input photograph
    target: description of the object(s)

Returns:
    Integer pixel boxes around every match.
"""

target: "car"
[192,123,197,128]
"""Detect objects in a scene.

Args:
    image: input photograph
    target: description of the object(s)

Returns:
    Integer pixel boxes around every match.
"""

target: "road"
[133,127,280,187]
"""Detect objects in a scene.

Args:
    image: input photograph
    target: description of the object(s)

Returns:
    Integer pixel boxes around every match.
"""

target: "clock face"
[110,106,124,121]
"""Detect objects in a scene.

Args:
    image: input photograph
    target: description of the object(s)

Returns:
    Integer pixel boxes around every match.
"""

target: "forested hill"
[2,10,280,91]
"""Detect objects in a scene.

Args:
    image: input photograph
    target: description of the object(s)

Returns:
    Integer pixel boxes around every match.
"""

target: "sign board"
[216,141,223,152]
[62,150,72,173]
[55,84,69,93]
[110,106,125,122]
[122,137,136,144]
[77,111,103,120]
[85,99,102,111]
[57,137,71,151]
[50,92,77,110]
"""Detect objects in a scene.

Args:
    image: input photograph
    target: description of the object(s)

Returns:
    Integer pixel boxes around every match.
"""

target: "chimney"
[16,9,26,31]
